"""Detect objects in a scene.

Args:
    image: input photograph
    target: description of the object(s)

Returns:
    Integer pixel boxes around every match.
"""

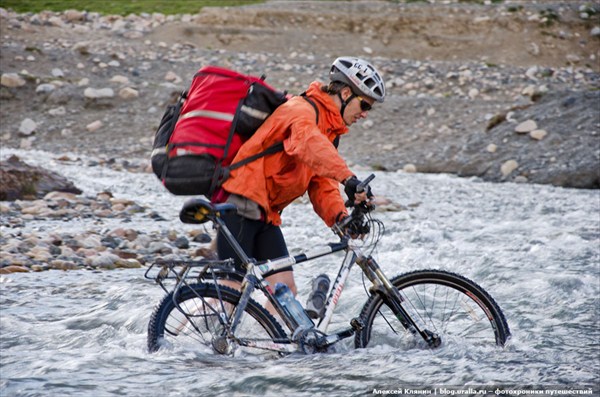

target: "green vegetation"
[398,0,504,3]
[507,5,523,12]
[539,8,560,26]
[0,0,264,15]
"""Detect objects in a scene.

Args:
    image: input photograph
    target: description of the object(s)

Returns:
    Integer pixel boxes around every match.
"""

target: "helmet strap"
[338,92,356,119]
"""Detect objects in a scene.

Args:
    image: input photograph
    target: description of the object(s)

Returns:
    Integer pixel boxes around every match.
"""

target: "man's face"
[341,87,375,126]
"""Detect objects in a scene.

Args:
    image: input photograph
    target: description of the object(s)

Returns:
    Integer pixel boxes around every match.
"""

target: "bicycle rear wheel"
[148,282,286,355]
[355,270,510,349]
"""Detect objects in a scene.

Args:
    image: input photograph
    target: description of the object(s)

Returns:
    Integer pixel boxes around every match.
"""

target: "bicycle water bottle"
[274,283,314,332]
[305,274,330,319]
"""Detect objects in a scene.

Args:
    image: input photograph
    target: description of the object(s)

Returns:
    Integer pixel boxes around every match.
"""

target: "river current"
[0,149,598,396]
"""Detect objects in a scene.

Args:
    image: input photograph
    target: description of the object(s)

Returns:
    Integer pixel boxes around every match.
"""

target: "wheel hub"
[212,335,232,354]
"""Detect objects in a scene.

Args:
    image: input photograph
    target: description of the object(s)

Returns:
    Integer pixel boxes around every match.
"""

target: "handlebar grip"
[357,174,375,193]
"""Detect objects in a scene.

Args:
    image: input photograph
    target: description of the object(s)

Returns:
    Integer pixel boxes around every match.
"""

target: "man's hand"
[344,176,373,206]
[339,215,370,239]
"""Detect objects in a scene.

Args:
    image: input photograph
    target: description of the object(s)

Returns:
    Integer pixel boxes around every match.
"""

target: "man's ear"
[340,86,353,101]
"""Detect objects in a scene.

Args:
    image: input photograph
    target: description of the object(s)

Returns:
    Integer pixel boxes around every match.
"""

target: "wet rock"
[0,155,82,201]
[90,253,121,269]
[515,119,537,134]
[530,129,548,140]
[0,265,30,274]
[174,236,189,249]
[19,119,37,136]
[148,241,173,254]
[192,233,212,243]
[118,87,139,99]
[86,120,103,132]
[49,260,80,271]
[83,87,114,99]
[115,258,142,269]
[403,164,417,173]
[1,73,26,88]
[101,236,122,249]
[194,247,218,260]
[501,159,519,177]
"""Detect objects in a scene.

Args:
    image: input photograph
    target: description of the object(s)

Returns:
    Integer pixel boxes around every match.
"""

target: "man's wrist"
[342,175,355,185]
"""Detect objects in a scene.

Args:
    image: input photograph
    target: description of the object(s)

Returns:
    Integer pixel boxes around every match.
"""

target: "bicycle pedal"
[350,317,365,331]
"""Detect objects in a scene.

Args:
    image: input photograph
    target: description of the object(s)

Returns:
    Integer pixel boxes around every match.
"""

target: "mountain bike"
[146,175,510,355]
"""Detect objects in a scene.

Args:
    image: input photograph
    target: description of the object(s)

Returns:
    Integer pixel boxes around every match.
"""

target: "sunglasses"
[355,95,373,112]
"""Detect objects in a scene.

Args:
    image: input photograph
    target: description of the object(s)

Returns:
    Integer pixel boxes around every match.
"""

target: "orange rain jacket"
[222,81,355,227]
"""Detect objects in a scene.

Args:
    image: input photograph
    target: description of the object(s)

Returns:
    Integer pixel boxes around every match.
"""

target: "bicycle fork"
[355,255,441,348]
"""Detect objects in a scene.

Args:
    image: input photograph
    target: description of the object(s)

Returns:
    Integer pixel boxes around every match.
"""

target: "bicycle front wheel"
[355,270,510,349]
[148,283,286,355]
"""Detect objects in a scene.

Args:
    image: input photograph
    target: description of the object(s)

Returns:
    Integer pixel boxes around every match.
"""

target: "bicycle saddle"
[179,198,237,224]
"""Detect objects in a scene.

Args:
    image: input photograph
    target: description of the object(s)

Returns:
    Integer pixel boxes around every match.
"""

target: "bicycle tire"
[148,282,286,355]
[355,270,510,349]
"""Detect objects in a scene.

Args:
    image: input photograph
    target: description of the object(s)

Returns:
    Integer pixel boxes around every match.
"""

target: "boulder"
[0,155,82,201]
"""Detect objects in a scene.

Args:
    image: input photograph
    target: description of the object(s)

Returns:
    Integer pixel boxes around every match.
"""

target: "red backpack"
[151,66,293,197]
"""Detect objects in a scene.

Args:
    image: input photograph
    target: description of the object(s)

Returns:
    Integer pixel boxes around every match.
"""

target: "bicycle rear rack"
[144,259,242,294]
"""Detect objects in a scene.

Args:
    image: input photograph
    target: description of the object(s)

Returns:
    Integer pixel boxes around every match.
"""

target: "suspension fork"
[356,255,440,347]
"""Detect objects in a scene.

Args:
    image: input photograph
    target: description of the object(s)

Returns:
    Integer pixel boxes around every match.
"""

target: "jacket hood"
[305,81,348,137]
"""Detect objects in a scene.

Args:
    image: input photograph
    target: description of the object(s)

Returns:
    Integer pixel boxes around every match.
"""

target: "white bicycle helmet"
[329,56,385,103]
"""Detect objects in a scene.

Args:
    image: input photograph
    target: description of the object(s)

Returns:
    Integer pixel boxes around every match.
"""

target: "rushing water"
[1,150,599,396]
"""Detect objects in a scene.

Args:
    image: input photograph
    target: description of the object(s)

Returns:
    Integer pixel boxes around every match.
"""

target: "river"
[1,149,598,396]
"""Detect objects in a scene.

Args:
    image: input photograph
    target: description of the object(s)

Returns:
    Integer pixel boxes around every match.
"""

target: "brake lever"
[357,173,375,193]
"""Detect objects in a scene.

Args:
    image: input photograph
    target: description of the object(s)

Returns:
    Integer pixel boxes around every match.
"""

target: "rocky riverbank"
[0,192,218,274]
[0,152,220,273]
[0,188,216,273]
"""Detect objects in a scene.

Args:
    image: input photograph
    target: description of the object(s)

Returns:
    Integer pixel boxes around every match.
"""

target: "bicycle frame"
[211,212,435,353]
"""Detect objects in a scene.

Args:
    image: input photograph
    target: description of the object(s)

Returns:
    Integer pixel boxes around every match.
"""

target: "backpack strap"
[302,93,338,148]
[228,142,284,172]
[300,93,319,124]
[159,90,188,180]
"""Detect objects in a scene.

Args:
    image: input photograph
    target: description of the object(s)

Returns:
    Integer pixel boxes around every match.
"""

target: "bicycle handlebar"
[334,174,376,236]
[356,173,375,193]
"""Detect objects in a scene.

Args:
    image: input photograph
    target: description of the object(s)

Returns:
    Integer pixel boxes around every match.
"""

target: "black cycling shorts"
[216,212,292,275]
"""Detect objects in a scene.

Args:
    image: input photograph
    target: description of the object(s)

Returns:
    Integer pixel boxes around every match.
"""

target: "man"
[216,56,385,304]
